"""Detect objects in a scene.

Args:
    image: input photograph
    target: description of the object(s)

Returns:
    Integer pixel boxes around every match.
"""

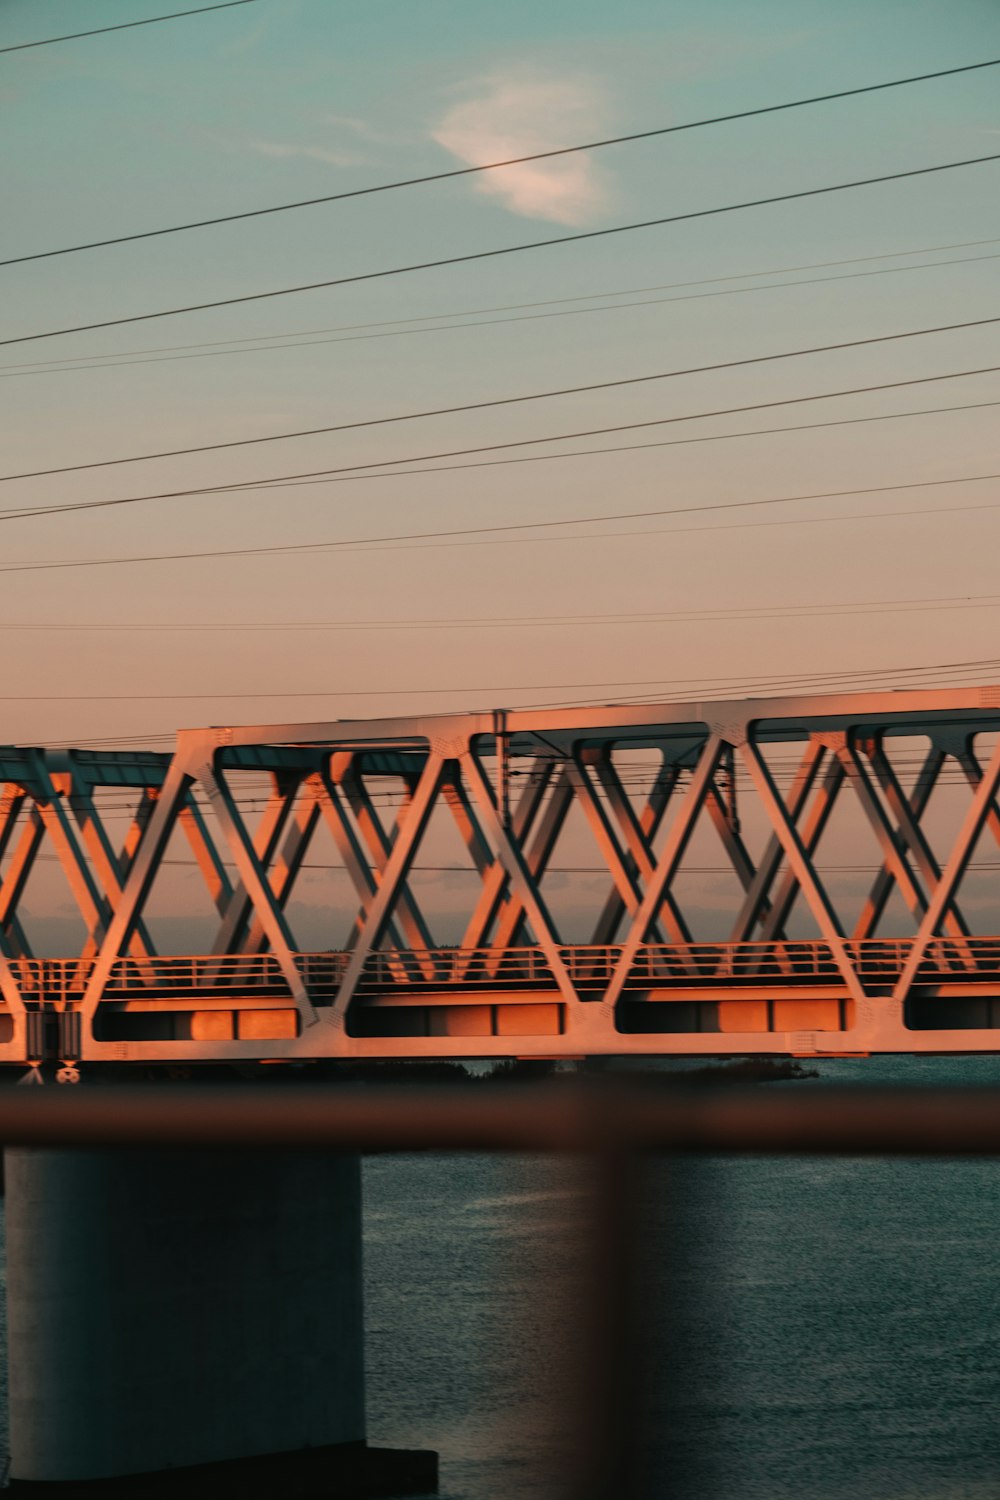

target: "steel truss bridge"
[4,687,1000,1067]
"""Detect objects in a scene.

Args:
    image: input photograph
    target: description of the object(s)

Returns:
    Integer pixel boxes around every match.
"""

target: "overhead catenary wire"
[3,400,997,566]
[2,368,996,527]
[3,657,995,708]
[0,1,257,54]
[3,476,1000,575]
[6,248,999,381]
[18,658,1000,776]
[5,312,996,483]
[7,588,1000,633]
[1,468,997,577]
[7,654,1000,704]
[4,152,998,348]
[9,654,999,706]
[2,56,997,261]
[7,235,997,375]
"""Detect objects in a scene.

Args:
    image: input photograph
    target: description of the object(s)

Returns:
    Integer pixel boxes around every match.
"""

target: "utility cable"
[4,469,993,576]
[3,316,996,483]
[5,249,997,381]
[4,153,998,347]
[256,400,1000,497]
[6,481,1000,577]
[1,376,996,528]
[0,2,257,54]
[2,57,997,263]
[215,383,1000,495]
[8,235,996,373]
[6,654,1000,704]
[14,370,1000,525]
[6,589,1000,633]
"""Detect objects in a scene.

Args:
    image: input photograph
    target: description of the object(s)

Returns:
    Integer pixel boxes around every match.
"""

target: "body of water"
[0,1057,998,1496]
[363,1057,1000,1499]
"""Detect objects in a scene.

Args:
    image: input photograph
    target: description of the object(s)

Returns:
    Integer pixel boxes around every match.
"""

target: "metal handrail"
[6,936,1000,1010]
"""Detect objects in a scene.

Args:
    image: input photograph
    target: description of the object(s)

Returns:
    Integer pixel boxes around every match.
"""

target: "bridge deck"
[2,939,1000,1064]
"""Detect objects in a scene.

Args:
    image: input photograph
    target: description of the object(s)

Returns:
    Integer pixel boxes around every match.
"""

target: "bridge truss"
[3,686,1000,1065]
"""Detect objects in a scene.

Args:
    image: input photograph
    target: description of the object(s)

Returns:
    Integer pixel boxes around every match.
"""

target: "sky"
[1,0,999,948]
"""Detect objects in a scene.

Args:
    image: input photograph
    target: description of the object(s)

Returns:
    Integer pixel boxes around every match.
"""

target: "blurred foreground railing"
[2,1080,997,1500]
[2,1079,1000,1153]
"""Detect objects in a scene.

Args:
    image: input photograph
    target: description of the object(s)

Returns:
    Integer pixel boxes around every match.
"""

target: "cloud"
[431,71,610,226]
[249,139,365,168]
[321,113,401,146]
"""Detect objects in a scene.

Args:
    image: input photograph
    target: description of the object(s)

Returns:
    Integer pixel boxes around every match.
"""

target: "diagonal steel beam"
[604,736,726,1010]
[441,771,496,878]
[0,797,28,1012]
[740,737,868,1006]
[317,766,382,936]
[178,794,233,918]
[857,739,969,940]
[854,743,947,939]
[730,740,829,942]
[199,762,317,1025]
[0,808,44,960]
[0,949,25,1014]
[577,752,691,947]
[590,758,681,945]
[458,758,557,953]
[32,766,116,963]
[212,772,302,955]
[65,784,156,960]
[461,746,580,1008]
[329,752,448,1028]
[488,765,576,957]
[569,757,651,937]
[836,740,937,935]
[81,758,192,1024]
[243,792,323,956]
[336,758,437,958]
[753,756,846,958]
[892,733,1000,1005]
[705,785,758,889]
[0,786,26,865]
[314,766,421,985]
[956,740,1000,851]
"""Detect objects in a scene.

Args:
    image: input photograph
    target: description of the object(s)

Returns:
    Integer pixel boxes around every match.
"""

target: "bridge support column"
[4,1145,436,1496]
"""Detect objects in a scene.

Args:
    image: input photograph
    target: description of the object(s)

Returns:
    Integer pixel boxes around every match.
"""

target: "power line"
[0,469,996,577]
[2,398,996,558]
[8,235,996,373]
[8,481,1000,579]
[7,313,995,483]
[5,249,998,382]
[514,659,1000,713]
[219,383,1000,493]
[5,153,998,348]
[3,366,994,526]
[7,654,1000,704]
[0,1,257,54]
[13,661,1000,769]
[257,399,1000,501]
[3,57,996,263]
[5,588,1000,634]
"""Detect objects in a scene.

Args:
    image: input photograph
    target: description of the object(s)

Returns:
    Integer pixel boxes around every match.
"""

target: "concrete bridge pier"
[4,1145,436,1496]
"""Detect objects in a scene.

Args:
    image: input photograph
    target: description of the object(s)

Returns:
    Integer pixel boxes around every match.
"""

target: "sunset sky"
[2,0,998,756]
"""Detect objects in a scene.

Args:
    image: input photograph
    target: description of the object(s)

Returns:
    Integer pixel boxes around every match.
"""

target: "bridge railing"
[6,937,1000,1014]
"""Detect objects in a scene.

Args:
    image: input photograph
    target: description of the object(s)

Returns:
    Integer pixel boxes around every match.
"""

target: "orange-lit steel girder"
[3,686,1000,1065]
